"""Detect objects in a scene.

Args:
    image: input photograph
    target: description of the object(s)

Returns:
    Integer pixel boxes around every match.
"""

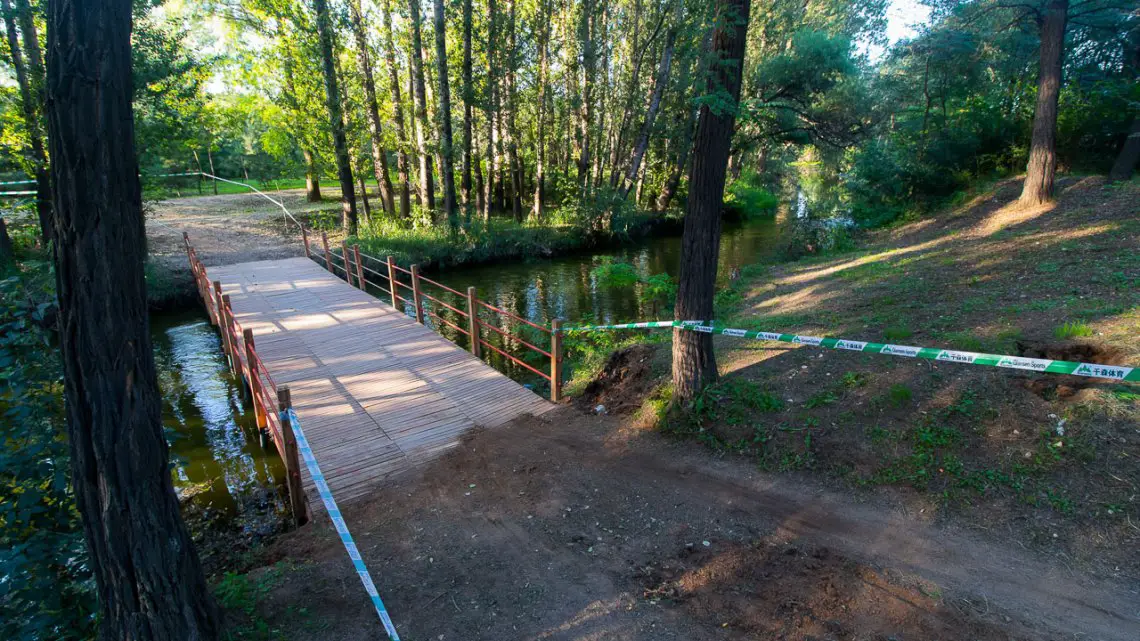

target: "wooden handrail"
[479,338,552,381]
[476,317,551,357]
[477,299,551,333]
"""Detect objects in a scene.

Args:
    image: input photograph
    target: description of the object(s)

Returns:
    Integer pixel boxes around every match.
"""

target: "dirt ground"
[241,407,1138,640]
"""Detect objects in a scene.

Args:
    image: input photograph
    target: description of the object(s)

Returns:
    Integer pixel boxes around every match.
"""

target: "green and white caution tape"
[560,320,1138,382]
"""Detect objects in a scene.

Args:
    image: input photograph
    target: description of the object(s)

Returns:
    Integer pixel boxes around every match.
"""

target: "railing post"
[244,329,267,431]
[353,245,366,291]
[386,256,399,309]
[320,231,332,272]
[182,231,191,255]
[341,240,353,286]
[301,225,311,258]
[410,264,425,324]
[277,386,309,527]
[550,318,563,402]
[466,287,481,357]
[220,293,237,375]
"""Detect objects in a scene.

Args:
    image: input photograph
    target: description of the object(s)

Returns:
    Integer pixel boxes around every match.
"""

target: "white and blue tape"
[284,408,401,640]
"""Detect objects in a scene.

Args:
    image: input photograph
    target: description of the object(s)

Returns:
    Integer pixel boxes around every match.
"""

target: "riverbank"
[578,174,1140,579]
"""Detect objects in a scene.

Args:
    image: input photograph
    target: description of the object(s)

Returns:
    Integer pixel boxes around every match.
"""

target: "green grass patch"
[1054,321,1093,339]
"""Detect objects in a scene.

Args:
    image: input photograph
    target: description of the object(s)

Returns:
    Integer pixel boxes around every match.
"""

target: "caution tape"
[561,320,1138,382]
[283,408,401,640]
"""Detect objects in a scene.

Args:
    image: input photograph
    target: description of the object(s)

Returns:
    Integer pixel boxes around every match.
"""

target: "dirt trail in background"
[253,408,1139,641]
[146,188,345,276]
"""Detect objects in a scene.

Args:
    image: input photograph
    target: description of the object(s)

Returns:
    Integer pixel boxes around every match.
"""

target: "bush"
[724,170,779,220]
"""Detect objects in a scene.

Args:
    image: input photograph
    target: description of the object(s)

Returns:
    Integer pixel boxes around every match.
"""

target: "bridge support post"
[220,293,237,376]
[244,329,267,431]
[386,256,399,309]
[320,231,332,272]
[301,225,311,258]
[410,264,425,324]
[353,245,366,291]
[467,287,481,357]
[341,240,353,286]
[277,386,310,527]
[550,318,563,402]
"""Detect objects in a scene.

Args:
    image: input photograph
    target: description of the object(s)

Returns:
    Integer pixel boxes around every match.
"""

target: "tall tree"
[408,0,437,213]
[618,0,679,199]
[504,0,523,221]
[576,0,596,194]
[45,0,221,638]
[461,0,474,221]
[381,0,412,217]
[313,0,358,233]
[672,0,751,402]
[434,0,459,231]
[1018,0,1068,207]
[483,0,498,219]
[347,0,396,216]
[2,0,50,242]
[532,0,554,219]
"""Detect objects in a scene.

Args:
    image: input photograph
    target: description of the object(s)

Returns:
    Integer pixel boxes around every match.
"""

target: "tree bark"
[434,0,459,232]
[461,0,474,222]
[303,149,322,201]
[672,0,750,404]
[1018,0,1068,207]
[1108,116,1140,181]
[381,0,412,218]
[0,216,12,265]
[313,0,358,234]
[505,0,523,222]
[2,0,50,242]
[45,0,222,638]
[577,0,596,195]
[618,0,678,200]
[408,0,436,215]
[483,0,498,220]
[348,0,395,216]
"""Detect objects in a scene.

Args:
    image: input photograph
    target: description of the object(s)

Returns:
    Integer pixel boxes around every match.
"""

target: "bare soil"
[242,407,1138,640]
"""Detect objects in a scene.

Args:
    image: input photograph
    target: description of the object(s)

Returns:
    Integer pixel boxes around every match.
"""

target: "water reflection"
[151,311,286,516]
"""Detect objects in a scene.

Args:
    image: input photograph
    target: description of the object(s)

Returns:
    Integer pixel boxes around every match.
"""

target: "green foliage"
[214,563,289,640]
[0,273,97,640]
[589,258,677,316]
[887,383,912,408]
[724,171,779,219]
[1054,321,1093,340]
[591,257,640,288]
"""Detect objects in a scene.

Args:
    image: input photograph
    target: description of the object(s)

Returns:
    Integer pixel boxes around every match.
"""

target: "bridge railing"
[183,233,310,526]
[308,230,563,402]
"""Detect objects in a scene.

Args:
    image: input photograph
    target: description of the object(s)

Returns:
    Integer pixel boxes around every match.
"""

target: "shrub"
[1054,321,1093,339]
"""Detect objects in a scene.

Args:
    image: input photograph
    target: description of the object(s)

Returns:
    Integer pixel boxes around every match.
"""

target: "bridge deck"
[211,257,554,506]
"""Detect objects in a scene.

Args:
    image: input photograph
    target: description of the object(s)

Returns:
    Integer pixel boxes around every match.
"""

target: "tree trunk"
[381,0,412,218]
[608,0,644,188]
[0,217,12,265]
[348,0,395,216]
[357,163,373,224]
[1018,0,1067,207]
[532,0,553,220]
[577,0,595,195]
[434,0,458,232]
[408,0,436,215]
[1108,116,1140,181]
[672,0,750,404]
[484,0,498,220]
[505,0,523,223]
[303,149,322,201]
[313,0,358,234]
[656,102,697,211]
[618,0,678,200]
[461,0,474,223]
[207,146,217,194]
[45,1,222,638]
[3,0,50,242]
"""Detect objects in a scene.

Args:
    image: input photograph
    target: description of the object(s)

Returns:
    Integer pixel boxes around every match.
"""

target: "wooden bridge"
[183,233,559,522]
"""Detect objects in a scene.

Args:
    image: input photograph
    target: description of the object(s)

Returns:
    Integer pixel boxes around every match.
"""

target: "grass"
[143,177,312,200]
[1054,321,1094,339]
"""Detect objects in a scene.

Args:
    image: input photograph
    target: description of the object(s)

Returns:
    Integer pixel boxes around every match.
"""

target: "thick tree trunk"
[3,0,50,242]
[434,0,458,232]
[313,0,358,234]
[672,0,750,404]
[1018,0,1067,207]
[618,0,678,200]
[382,0,412,218]
[461,0,474,222]
[484,0,498,220]
[303,149,322,202]
[348,0,395,216]
[408,0,436,215]
[1108,116,1140,181]
[45,1,221,638]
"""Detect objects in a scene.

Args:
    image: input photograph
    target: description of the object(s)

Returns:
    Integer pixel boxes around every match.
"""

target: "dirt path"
[248,407,1139,640]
